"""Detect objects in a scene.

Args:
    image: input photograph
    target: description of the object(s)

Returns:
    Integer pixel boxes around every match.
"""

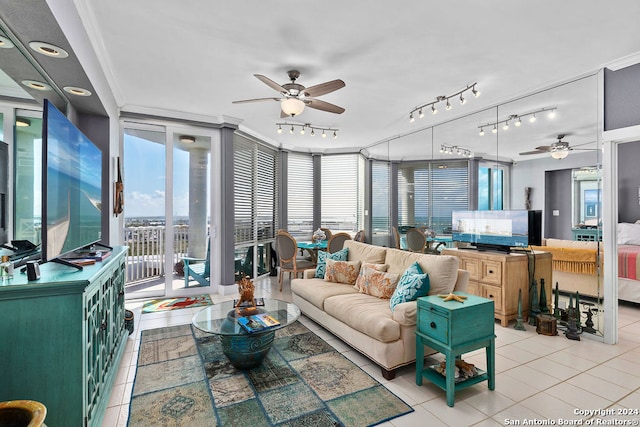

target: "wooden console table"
[442,248,552,326]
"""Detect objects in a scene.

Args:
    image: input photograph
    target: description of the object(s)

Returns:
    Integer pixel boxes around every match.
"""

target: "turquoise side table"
[415,292,495,407]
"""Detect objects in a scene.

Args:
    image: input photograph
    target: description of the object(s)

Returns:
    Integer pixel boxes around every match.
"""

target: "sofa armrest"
[391,301,417,326]
[453,269,469,293]
[303,269,317,279]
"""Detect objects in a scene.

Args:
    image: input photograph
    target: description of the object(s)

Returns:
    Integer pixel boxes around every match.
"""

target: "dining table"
[297,240,328,264]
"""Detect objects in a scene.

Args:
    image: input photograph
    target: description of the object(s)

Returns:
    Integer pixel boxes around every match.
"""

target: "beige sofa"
[532,238,602,297]
[290,240,469,380]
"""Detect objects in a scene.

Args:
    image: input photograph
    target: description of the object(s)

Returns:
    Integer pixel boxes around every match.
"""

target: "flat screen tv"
[451,210,542,252]
[41,100,103,268]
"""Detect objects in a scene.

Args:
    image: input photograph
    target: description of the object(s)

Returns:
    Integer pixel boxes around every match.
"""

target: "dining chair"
[406,228,427,253]
[392,226,401,249]
[354,229,366,243]
[275,229,316,291]
[327,232,352,253]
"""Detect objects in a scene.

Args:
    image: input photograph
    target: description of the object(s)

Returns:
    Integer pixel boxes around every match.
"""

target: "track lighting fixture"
[277,122,339,139]
[409,82,479,123]
[477,107,556,136]
[440,144,473,158]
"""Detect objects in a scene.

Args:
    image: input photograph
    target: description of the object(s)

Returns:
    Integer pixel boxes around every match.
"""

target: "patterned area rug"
[128,322,413,426]
[142,295,213,313]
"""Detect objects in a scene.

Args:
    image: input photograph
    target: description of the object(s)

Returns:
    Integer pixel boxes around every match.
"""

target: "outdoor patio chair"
[183,242,210,287]
[354,229,366,243]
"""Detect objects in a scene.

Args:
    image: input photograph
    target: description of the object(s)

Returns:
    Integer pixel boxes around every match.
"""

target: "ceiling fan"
[519,134,591,159]
[232,70,345,117]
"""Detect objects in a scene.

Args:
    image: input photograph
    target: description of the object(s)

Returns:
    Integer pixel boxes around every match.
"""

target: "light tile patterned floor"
[103,276,640,427]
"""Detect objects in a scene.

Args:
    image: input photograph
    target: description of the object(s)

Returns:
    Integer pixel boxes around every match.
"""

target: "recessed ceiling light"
[29,41,68,58]
[16,118,31,127]
[63,86,92,96]
[21,80,52,91]
[0,36,14,49]
[179,135,196,144]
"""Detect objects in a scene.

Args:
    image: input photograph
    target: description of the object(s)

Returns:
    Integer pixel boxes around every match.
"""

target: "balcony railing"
[124,225,189,284]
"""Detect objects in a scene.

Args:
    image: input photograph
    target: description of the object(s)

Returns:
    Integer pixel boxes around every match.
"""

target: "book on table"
[238,313,281,333]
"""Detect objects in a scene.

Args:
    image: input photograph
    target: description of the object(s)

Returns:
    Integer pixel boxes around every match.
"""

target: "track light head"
[431,104,438,115]
[472,85,481,97]
[529,114,537,123]
[277,125,282,134]
[409,112,415,123]
[445,99,452,111]
[479,128,485,136]
[515,118,522,127]
[492,125,497,134]
[418,108,424,119]
[459,94,466,105]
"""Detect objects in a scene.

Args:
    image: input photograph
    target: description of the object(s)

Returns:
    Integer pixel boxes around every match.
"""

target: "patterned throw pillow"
[354,266,400,299]
[314,248,349,278]
[324,259,362,285]
[390,262,431,310]
[354,263,388,292]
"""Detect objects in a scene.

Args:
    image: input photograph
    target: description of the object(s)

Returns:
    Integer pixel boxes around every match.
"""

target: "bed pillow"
[315,248,349,278]
[618,223,640,245]
[390,263,431,310]
[354,266,400,299]
[324,259,362,285]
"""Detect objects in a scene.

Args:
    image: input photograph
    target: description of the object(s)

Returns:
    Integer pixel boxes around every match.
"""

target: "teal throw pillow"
[314,247,349,279]
[390,262,430,310]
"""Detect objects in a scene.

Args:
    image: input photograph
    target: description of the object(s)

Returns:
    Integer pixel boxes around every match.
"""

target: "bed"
[617,223,640,304]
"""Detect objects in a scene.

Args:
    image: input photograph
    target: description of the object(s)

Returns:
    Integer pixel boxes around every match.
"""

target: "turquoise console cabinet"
[0,247,128,427]
[416,292,495,407]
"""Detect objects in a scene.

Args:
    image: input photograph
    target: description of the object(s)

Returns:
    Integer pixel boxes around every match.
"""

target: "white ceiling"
[5,1,640,161]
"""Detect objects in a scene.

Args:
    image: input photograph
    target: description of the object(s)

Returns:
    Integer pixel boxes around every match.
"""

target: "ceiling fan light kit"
[409,83,479,123]
[477,106,556,136]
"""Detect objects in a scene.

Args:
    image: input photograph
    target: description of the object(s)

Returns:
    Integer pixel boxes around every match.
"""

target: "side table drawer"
[418,308,449,344]
[480,260,502,285]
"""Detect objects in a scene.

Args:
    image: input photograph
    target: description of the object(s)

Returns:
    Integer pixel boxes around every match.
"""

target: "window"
[371,161,390,246]
[397,160,468,234]
[287,152,313,238]
[233,134,278,278]
[478,166,504,210]
[321,154,365,234]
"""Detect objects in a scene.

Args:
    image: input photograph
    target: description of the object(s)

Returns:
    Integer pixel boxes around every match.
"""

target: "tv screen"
[452,210,538,251]
[41,100,103,263]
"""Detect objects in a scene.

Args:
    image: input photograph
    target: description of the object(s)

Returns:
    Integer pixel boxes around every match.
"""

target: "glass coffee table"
[192,298,301,369]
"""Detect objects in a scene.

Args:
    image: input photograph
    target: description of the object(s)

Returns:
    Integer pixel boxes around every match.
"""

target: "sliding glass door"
[123,122,220,299]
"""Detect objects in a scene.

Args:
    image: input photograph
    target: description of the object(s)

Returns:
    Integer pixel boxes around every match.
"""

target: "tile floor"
[102,276,640,427]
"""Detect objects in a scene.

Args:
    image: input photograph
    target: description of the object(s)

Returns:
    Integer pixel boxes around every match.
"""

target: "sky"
[124,133,207,219]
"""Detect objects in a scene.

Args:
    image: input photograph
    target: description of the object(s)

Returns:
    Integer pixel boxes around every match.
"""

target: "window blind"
[287,152,314,238]
[371,161,390,245]
[321,154,364,234]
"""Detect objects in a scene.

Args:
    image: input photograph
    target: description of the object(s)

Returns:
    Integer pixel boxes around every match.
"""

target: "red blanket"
[618,245,640,280]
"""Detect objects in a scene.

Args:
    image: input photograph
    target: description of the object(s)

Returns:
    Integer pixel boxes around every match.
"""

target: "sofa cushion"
[353,266,400,299]
[314,248,348,278]
[389,262,430,310]
[343,240,387,264]
[384,248,458,295]
[324,259,361,285]
[324,293,401,343]
[291,278,358,310]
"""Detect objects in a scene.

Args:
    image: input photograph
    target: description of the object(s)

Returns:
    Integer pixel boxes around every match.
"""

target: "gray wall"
[511,151,598,239]
[604,63,640,131]
[544,169,573,240]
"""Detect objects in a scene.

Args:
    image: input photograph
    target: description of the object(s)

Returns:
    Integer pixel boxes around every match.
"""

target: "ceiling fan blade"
[519,150,547,155]
[254,74,288,94]
[534,145,553,151]
[305,98,345,114]
[232,97,281,104]
[303,79,345,97]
